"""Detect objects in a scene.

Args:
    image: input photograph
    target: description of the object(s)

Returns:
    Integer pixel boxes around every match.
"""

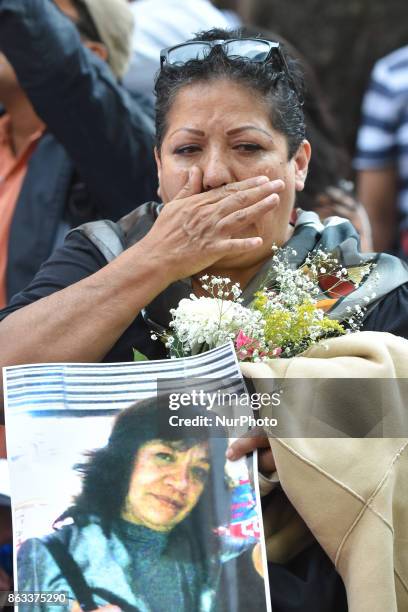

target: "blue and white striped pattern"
[354,45,408,215]
[3,343,245,415]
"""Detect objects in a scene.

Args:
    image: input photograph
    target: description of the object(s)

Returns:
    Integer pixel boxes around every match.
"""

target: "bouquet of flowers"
[151,247,376,363]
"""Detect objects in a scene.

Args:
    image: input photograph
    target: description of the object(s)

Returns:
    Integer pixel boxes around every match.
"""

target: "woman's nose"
[201,151,234,191]
[166,465,190,493]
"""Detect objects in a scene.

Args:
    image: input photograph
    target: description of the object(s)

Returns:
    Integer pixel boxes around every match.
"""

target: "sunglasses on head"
[160,38,301,100]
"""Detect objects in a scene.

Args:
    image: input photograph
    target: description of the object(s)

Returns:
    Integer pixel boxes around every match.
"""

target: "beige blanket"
[241,331,408,612]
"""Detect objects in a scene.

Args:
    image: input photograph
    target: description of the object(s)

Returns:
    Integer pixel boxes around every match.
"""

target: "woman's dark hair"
[59,396,229,541]
[154,27,306,159]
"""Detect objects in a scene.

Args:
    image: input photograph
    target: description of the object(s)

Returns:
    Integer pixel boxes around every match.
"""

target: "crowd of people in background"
[1,0,407,598]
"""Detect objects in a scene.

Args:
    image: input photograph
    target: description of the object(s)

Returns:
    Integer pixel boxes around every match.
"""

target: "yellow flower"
[259,299,345,353]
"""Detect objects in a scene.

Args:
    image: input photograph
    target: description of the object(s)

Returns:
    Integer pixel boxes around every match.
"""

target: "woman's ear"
[154,147,162,200]
[293,140,311,192]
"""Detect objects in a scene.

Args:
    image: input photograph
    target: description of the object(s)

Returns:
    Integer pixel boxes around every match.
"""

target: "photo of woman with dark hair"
[16,397,267,612]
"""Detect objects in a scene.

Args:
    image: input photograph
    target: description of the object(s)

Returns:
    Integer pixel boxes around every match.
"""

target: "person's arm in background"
[356,167,398,253]
[354,58,402,254]
[0,0,157,219]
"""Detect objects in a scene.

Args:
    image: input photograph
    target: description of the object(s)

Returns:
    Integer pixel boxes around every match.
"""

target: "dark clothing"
[268,543,348,612]
[117,520,206,612]
[0,0,157,301]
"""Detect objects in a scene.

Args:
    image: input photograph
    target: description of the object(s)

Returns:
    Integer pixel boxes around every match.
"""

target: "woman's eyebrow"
[227,126,273,138]
[169,127,205,138]
[151,443,174,452]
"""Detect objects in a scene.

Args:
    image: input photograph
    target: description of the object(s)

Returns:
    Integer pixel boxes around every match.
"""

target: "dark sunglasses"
[160,38,301,100]
[160,38,286,66]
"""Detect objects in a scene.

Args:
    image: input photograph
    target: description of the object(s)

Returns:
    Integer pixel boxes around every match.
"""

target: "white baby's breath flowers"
[150,247,377,362]
[170,295,265,355]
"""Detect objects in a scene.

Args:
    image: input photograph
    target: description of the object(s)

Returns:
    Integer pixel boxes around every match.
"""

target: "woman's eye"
[191,467,209,482]
[174,145,201,155]
[234,143,263,152]
[155,452,174,463]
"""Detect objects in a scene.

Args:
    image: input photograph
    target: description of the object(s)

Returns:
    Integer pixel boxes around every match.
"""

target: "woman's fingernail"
[265,194,279,205]
[256,176,269,184]
[269,179,284,189]
[226,447,234,459]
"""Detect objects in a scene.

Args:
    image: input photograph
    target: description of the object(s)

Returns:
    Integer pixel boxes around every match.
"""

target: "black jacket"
[0,0,158,301]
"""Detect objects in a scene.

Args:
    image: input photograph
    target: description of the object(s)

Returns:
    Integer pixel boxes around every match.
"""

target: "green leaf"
[133,349,149,362]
